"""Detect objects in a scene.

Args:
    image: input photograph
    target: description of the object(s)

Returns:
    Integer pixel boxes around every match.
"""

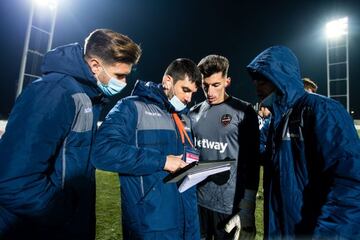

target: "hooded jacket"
[92,80,199,239]
[0,43,102,239]
[247,46,360,239]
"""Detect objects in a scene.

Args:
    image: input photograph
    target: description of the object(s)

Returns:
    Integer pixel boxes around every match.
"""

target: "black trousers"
[199,205,236,240]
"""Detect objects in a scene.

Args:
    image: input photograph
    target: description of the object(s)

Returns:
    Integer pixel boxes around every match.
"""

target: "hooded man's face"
[253,78,276,101]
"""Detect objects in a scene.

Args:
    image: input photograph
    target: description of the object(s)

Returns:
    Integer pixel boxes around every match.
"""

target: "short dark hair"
[84,29,142,65]
[197,55,229,78]
[164,58,202,89]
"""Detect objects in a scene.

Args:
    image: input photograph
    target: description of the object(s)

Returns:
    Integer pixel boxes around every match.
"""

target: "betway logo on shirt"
[194,137,228,153]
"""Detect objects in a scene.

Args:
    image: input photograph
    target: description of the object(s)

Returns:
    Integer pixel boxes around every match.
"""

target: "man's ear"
[162,75,173,90]
[225,77,231,88]
[87,58,102,75]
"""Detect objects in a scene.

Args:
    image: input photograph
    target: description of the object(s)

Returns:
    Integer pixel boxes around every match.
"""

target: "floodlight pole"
[16,1,58,98]
[47,4,58,50]
[326,17,349,112]
[326,35,330,98]
[16,2,34,98]
[345,30,349,112]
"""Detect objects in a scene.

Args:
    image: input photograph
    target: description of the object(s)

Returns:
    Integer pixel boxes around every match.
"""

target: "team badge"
[221,114,232,126]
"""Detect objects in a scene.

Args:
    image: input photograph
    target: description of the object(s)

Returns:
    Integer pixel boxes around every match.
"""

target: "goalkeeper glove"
[224,189,257,240]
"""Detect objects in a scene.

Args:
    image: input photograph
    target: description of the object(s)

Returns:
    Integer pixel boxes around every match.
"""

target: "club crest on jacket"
[221,114,232,126]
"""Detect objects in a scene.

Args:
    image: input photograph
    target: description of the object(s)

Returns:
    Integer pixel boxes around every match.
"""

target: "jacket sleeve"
[312,100,360,238]
[259,117,271,157]
[0,80,74,216]
[92,99,167,176]
[239,105,260,191]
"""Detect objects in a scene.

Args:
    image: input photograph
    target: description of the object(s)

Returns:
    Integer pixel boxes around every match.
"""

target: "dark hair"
[197,55,229,78]
[84,29,142,65]
[164,58,202,88]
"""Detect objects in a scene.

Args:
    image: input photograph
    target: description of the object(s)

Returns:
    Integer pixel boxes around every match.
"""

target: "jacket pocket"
[136,179,180,231]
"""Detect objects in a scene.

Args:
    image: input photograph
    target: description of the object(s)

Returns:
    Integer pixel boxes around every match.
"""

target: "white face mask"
[169,95,186,111]
[97,65,127,96]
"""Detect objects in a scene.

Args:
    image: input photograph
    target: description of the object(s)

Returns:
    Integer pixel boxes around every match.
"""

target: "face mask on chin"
[96,65,127,96]
[169,95,187,111]
[165,78,187,112]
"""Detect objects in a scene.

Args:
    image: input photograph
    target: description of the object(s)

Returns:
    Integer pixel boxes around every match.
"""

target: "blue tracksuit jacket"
[0,43,102,239]
[92,80,200,239]
[247,45,360,239]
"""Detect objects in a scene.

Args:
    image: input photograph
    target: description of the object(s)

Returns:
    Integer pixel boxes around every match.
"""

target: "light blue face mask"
[97,65,127,96]
[169,95,186,111]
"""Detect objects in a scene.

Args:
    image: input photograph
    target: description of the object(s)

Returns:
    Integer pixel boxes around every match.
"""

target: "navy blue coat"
[247,46,360,239]
[259,116,271,156]
[92,80,200,239]
[0,43,102,239]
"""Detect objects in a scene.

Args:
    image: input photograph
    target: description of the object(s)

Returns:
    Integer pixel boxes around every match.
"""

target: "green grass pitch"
[95,169,264,240]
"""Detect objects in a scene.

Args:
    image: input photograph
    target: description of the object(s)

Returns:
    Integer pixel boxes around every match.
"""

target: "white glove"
[225,213,241,240]
[224,189,256,240]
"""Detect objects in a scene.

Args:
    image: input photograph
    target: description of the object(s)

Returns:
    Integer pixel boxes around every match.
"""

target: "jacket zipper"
[135,126,145,196]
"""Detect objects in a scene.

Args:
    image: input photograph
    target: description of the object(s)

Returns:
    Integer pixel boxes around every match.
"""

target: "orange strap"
[172,113,194,148]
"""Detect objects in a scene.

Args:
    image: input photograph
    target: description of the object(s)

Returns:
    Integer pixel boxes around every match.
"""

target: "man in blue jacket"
[247,45,360,239]
[0,29,141,239]
[92,58,202,239]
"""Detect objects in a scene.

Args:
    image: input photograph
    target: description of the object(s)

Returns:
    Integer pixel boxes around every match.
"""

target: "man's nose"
[207,86,214,96]
[184,93,192,104]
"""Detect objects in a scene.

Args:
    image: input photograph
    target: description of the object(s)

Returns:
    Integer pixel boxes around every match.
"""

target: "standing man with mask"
[0,29,141,240]
[92,58,202,239]
[247,45,360,239]
[190,55,260,240]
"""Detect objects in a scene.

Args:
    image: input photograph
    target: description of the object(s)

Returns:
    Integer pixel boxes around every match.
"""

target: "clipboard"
[163,158,235,192]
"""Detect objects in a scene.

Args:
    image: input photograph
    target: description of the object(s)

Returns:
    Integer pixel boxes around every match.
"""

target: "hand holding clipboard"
[163,158,235,192]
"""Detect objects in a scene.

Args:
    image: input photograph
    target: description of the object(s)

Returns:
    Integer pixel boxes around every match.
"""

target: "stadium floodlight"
[325,16,350,112]
[16,0,58,97]
[326,17,348,39]
[35,0,58,10]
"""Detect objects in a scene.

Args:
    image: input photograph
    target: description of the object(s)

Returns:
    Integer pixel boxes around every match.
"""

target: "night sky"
[1,0,359,119]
